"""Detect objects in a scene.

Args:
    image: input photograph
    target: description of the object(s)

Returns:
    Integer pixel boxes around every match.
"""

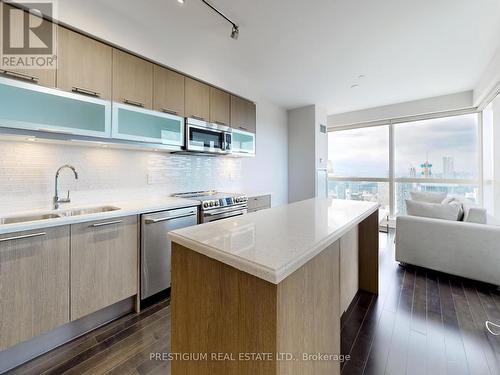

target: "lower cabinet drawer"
[70,215,138,320]
[247,195,271,212]
[0,226,70,351]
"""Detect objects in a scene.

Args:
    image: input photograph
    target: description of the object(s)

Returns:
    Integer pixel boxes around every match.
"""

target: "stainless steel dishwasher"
[141,206,198,300]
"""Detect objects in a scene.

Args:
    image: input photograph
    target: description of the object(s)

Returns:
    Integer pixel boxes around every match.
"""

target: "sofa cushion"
[448,196,487,224]
[409,191,447,203]
[441,197,465,220]
[406,200,462,221]
[464,207,487,224]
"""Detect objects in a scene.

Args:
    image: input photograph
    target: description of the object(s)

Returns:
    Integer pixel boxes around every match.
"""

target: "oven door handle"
[205,207,247,217]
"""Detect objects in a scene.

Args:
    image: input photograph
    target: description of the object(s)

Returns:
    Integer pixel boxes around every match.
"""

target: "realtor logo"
[1,0,57,69]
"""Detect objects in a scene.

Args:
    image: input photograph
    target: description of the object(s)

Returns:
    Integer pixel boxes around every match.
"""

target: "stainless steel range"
[172,190,248,223]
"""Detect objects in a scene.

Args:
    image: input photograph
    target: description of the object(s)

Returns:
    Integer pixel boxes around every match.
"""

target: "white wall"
[328,91,473,127]
[241,99,288,206]
[287,105,327,203]
[288,106,316,203]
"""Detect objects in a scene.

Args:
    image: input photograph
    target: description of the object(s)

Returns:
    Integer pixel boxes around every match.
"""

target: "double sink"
[0,206,121,225]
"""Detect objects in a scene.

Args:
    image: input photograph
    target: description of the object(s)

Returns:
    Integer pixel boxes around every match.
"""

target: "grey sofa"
[395,192,500,285]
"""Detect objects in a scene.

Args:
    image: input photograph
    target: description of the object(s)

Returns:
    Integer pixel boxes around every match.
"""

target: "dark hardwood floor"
[7,231,500,375]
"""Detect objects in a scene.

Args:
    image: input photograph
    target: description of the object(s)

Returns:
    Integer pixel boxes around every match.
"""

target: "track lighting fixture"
[230,25,239,40]
[200,0,240,40]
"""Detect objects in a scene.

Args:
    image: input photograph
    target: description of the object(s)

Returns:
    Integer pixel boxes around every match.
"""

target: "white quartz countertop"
[0,196,200,235]
[168,198,379,284]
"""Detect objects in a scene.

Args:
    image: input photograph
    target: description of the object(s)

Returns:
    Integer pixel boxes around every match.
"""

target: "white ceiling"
[57,0,500,114]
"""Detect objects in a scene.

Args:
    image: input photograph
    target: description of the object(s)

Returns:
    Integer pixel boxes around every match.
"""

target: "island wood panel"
[171,243,277,375]
[0,3,57,87]
[171,241,341,375]
[57,27,112,99]
[340,226,359,313]
[70,215,138,321]
[0,226,70,351]
[276,240,340,375]
[358,210,379,294]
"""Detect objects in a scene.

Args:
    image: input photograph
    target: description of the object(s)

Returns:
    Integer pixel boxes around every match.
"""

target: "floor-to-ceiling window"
[393,113,479,215]
[328,125,390,212]
[328,112,481,218]
[482,94,500,218]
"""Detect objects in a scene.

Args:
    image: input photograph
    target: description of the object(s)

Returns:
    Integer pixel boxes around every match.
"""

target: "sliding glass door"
[328,112,480,218]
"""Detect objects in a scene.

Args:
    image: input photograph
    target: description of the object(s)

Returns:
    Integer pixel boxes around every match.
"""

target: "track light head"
[231,25,239,40]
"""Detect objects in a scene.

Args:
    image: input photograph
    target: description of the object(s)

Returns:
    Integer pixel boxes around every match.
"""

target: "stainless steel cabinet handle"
[145,212,197,224]
[91,220,123,228]
[161,108,178,116]
[239,126,248,131]
[0,69,39,83]
[123,99,144,107]
[214,120,227,126]
[0,232,46,242]
[72,86,100,97]
[191,115,205,121]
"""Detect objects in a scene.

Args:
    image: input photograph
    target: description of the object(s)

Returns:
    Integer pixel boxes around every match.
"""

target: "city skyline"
[328,114,478,179]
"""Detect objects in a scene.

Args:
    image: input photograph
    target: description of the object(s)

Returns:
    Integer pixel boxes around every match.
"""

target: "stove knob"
[215,201,220,206]
[209,201,214,207]
[203,202,209,208]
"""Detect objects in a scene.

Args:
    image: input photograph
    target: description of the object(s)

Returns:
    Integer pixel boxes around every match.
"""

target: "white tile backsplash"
[0,140,244,214]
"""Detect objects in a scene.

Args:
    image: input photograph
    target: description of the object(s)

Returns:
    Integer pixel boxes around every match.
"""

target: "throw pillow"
[409,191,447,203]
[406,200,462,221]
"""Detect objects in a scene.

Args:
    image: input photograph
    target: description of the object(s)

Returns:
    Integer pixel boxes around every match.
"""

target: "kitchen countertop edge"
[0,198,200,235]
[168,200,379,284]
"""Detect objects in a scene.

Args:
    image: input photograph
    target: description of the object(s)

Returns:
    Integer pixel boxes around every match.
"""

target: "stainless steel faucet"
[54,165,79,209]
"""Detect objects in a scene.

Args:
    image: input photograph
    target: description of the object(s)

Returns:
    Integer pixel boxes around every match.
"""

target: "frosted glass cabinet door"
[232,129,255,155]
[112,103,184,147]
[0,76,111,137]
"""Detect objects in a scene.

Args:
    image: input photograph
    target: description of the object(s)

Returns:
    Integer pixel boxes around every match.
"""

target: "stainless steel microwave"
[185,117,232,154]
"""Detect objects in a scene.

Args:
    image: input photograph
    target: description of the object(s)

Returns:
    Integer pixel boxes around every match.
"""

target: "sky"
[328,114,478,179]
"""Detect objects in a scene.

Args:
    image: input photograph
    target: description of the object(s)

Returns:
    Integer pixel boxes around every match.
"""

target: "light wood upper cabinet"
[57,27,112,99]
[185,77,210,121]
[230,95,256,133]
[209,87,230,126]
[70,215,138,321]
[0,3,57,87]
[113,49,153,109]
[0,226,70,351]
[153,65,185,116]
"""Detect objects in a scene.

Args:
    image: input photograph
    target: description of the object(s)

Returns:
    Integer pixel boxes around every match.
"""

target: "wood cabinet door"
[209,87,230,126]
[230,95,256,133]
[57,27,112,99]
[0,226,70,351]
[70,215,138,321]
[112,49,153,109]
[0,3,57,87]
[153,65,185,117]
[185,77,210,121]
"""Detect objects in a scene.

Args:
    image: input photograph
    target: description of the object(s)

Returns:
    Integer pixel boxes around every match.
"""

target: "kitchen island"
[168,198,379,375]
